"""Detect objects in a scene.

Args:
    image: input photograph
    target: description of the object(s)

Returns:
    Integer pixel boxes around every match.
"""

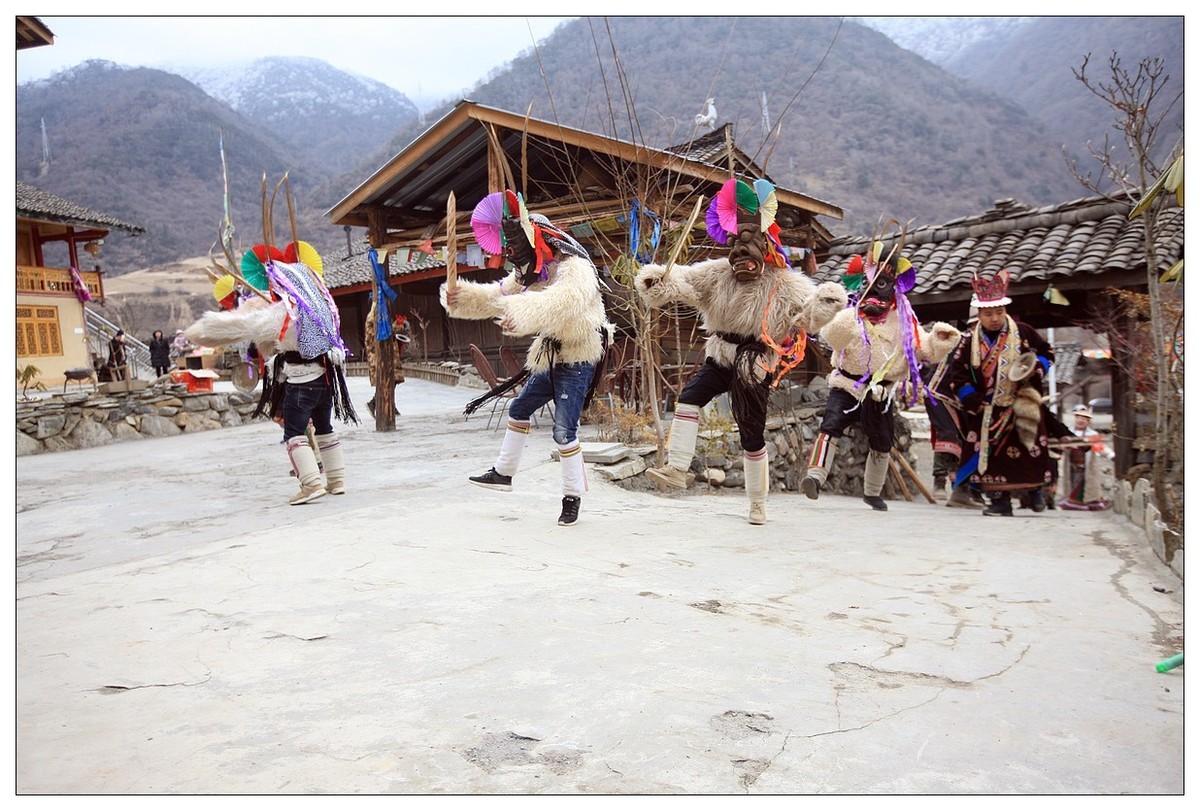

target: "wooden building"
[16,181,145,386]
[324,100,845,400]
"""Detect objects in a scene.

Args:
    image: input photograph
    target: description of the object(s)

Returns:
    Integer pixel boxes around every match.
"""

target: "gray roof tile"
[16,180,145,234]
[815,196,1182,295]
[324,240,444,290]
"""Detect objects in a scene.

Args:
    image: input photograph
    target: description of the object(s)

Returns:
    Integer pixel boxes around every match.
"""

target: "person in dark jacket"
[148,329,171,377]
[107,329,128,381]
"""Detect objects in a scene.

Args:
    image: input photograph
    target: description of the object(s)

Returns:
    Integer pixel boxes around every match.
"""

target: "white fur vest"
[821,307,960,402]
[440,255,613,373]
[634,257,847,379]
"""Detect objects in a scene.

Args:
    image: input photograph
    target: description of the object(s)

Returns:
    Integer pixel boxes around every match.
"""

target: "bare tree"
[1068,51,1183,548]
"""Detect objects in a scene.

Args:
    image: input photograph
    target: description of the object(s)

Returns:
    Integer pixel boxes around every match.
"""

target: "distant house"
[16,180,145,385]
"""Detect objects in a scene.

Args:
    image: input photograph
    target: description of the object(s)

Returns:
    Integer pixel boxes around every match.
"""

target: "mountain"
[16,60,300,271]
[942,16,1184,166]
[859,16,1184,166]
[174,57,420,175]
[15,17,1182,277]
[856,17,1033,70]
[381,16,1085,234]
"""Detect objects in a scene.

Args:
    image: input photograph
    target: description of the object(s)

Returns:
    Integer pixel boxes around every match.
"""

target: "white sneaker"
[748,500,767,525]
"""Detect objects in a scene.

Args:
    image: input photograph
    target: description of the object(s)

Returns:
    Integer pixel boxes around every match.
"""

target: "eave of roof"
[326,100,843,232]
[17,16,54,50]
[16,180,145,235]
[323,241,445,291]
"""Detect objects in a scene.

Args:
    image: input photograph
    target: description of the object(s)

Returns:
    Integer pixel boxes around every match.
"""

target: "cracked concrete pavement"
[14,377,1184,794]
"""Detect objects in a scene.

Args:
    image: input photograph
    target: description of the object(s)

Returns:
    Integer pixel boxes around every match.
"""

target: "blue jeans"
[282,378,333,441]
[508,362,595,445]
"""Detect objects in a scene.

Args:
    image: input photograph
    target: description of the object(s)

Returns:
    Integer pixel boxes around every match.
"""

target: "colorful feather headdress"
[471,190,589,282]
[704,178,789,269]
[841,240,916,296]
[840,226,927,406]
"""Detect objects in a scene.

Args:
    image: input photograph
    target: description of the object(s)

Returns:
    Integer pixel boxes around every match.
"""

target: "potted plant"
[17,364,47,401]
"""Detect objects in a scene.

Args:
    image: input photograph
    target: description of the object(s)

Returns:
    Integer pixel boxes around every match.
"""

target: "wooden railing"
[16,265,103,299]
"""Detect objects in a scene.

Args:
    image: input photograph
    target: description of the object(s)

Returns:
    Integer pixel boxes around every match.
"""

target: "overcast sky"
[15,15,578,110]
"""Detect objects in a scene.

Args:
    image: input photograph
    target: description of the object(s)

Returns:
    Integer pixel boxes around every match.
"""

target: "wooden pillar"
[1108,311,1135,477]
[367,208,397,432]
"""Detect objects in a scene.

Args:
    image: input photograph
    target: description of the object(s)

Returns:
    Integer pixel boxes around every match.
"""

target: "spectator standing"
[148,329,171,377]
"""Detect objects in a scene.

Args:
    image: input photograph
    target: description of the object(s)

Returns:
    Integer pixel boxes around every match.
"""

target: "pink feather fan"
[470,192,506,254]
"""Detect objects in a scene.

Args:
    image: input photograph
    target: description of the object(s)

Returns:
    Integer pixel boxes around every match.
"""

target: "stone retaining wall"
[15,385,264,456]
[1112,478,1183,578]
[598,380,921,501]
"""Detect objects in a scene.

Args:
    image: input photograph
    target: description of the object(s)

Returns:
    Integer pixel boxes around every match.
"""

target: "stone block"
[139,415,182,438]
[591,455,647,482]
[35,414,65,440]
[16,431,42,456]
[68,419,114,449]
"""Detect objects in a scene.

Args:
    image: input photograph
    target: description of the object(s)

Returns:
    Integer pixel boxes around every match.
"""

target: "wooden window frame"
[16,304,63,357]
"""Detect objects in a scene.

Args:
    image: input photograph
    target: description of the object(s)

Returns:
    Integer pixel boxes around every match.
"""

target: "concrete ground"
[14,377,1184,795]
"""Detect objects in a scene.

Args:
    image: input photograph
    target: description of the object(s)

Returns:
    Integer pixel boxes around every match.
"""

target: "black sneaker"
[863,495,888,511]
[468,467,513,491]
[558,496,581,526]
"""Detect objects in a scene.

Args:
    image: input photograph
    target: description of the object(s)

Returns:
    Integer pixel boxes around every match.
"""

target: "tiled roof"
[324,241,444,290]
[814,196,1183,297]
[665,123,749,166]
[16,180,145,234]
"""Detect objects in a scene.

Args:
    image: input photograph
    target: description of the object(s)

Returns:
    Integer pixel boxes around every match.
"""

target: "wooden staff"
[891,448,935,503]
[888,456,913,501]
[446,192,458,292]
[661,195,705,281]
[284,173,299,249]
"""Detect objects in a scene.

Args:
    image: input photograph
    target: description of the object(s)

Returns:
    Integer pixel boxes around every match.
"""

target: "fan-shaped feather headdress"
[704,178,789,268]
[470,190,589,281]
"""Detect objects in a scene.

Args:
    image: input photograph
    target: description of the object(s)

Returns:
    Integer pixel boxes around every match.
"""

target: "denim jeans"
[282,378,333,440]
[509,362,595,445]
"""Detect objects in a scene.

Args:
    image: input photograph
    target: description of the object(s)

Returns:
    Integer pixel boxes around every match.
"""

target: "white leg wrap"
[864,450,889,497]
[744,448,769,524]
[315,432,344,489]
[495,420,530,477]
[666,403,701,472]
[287,436,324,488]
[744,448,769,501]
[558,441,588,497]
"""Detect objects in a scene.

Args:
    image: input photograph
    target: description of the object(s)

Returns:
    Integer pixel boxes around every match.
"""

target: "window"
[16,305,62,357]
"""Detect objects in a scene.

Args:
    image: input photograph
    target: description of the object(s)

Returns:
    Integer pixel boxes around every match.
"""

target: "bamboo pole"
[660,195,705,282]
